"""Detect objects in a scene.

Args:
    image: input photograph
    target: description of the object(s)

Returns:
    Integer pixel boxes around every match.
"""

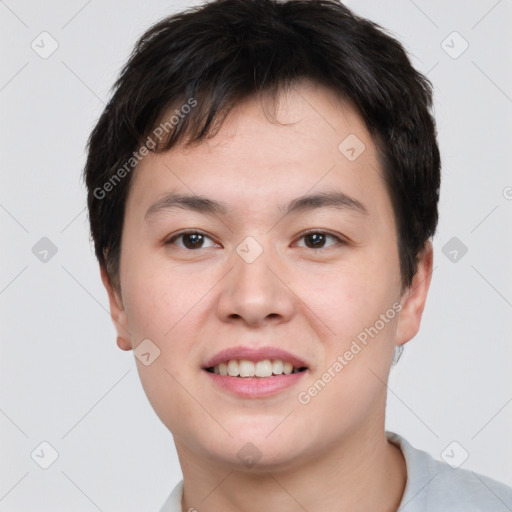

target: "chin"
[212,443,306,473]
[219,427,312,469]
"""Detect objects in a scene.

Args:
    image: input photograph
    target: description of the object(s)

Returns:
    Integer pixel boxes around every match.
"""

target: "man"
[84,0,512,510]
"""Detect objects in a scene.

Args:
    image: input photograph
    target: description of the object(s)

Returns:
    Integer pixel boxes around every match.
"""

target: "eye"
[165,230,219,250]
[295,230,345,250]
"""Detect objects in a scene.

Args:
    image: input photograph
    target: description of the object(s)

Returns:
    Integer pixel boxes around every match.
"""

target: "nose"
[215,244,295,328]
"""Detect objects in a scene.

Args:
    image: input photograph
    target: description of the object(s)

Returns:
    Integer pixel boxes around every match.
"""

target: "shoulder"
[158,479,183,512]
[387,431,512,512]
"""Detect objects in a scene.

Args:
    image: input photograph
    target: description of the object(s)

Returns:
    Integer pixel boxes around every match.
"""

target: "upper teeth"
[211,359,302,377]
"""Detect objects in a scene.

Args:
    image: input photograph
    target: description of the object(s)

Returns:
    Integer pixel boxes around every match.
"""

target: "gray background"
[1,0,511,510]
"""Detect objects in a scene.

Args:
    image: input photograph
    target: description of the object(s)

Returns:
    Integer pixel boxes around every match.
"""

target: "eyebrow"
[145,190,368,220]
[282,191,368,216]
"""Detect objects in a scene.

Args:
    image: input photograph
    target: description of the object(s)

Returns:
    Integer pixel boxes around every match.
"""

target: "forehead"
[126,82,390,222]
[172,81,372,165]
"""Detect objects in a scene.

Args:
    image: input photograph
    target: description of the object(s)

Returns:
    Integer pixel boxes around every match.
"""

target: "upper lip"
[203,346,309,370]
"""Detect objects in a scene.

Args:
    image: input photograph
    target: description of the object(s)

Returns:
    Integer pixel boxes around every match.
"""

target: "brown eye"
[296,231,344,249]
[166,231,218,250]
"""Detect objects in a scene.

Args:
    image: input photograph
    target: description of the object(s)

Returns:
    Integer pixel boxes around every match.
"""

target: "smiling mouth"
[205,359,308,378]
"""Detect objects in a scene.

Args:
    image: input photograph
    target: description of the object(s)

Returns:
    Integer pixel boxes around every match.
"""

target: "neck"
[175,425,406,512]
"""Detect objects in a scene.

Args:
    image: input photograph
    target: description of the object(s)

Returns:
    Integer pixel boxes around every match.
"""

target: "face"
[103,81,432,470]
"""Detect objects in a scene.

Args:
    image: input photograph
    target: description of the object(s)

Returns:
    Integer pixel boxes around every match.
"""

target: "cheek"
[293,269,399,439]
[294,258,398,336]
[120,265,209,434]
[120,253,220,380]
[297,256,401,414]
[121,250,207,339]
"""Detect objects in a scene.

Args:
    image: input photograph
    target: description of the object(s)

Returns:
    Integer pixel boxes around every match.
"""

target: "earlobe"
[395,241,434,347]
[116,336,132,351]
[100,265,133,351]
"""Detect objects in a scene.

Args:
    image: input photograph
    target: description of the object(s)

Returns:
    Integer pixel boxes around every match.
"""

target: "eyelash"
[164,229,346,250]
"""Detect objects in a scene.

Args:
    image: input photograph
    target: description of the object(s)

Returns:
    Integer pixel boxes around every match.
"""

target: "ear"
[395,240,434,347]
[100,265,133,351]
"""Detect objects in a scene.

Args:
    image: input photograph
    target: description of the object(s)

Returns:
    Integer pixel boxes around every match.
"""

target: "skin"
[102,80,433,512]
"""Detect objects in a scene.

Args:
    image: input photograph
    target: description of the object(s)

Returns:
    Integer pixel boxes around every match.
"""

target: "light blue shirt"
[158,431,512,511]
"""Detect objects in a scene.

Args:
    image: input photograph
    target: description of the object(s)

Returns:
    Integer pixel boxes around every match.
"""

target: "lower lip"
[203,370,308,398]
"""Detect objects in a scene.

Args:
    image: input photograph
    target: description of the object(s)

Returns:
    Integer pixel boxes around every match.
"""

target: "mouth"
[205,359,308,377]
[202,346,309,398]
